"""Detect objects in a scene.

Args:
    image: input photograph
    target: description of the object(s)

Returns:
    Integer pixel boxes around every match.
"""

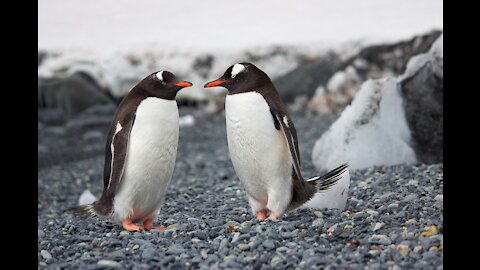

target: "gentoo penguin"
[204,62,348,221]
[72,70,192,231]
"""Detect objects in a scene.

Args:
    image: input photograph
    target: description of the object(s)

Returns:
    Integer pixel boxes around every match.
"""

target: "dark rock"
[38,72,113,124]
[273,54,341,102]
[400,47,443,163]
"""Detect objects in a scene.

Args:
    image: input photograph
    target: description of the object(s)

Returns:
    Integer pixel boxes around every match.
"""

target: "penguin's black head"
[140,70,192,100]
[204,62,271,94]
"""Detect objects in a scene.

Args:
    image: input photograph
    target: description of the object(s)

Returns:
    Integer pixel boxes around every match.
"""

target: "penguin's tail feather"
[307,163,349,192]
[69,203,102,218]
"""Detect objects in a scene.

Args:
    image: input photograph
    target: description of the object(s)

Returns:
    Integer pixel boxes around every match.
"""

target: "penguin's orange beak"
[175,81,193,88]
[204,79,226,88]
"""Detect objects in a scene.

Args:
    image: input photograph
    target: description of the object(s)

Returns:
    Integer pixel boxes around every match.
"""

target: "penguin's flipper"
[103,113,136,198]
[271,112,304,182]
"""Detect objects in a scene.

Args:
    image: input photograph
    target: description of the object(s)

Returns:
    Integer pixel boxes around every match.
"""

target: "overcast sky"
[38,0,443,52]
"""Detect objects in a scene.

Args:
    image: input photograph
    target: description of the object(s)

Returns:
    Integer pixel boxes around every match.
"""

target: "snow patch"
[312,78,417,171]
[179,115,195,127]
[78,189,97,205]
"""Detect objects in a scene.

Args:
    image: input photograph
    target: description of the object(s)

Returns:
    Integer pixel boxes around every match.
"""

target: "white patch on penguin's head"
[155,70,164,82]
[231,64,245,79]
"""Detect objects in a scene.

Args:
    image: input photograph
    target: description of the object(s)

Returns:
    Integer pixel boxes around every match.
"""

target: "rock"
[372,223,385,232]
[400,34,443,164]
[368,234,392,245]
[166,244,185,255]
[38,229,45,239]
[308,30,442,114]
[41,250,52,261]
[141,247,157,260]
[273,55,342,102]
[238,244,250,251]
[97,259,122,268]
[262,239,276,250]
[396,244,410,257]
[312,218,325,228]
[312,33,443,170]
[270,256,283,267]
[38,72,113,123]
[78,189,97,205]
[434,195,443,201]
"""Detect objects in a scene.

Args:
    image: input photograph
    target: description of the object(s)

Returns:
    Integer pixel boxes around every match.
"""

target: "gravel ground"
[38,105,443,269]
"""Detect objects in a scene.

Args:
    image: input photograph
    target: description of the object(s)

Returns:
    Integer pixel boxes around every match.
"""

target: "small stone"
[387,203,399,210]
[195,231,208,240]
[166,244,185,255]
[231,232,240,243]
[312,218,324,228]
[262,239,276,250]
[132,244,140,250]
[38,230,45,239]
[413,246,423,253]
[405,219,418,225]
[313,211,323,218]
[41,250,52,261]
[141,247,156,259]
[270,256,283,267]
[396,244,410,257]
[97,259,122,268]
[366,210,379,216]
[434,195,443,201]
[372,222,385,232]
[238,244,250,251]
[429,246,439,253]
[403,194,418,202]
[407,180,418,186]
[119,231,130,236]
[368,234,392,245]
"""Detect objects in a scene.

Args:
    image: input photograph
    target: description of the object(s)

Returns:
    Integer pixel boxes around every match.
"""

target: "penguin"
[204,62,349,221]
[71,70,192,231]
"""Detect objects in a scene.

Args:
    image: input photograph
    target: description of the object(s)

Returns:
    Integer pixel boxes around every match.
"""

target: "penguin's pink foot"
[122,218,144,231]
[257,210,268,221]
[143,218,167,231]
[267,213,279,221]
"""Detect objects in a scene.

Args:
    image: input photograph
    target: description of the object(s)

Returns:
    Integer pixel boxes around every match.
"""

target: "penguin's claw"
[267,214,278,221]
[122,219,144,231]
[257,210,268,221]
[143,218,167,231]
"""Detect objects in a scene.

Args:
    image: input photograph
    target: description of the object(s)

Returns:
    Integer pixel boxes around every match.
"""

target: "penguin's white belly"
[225,92,292,205]
[114,98,179,222]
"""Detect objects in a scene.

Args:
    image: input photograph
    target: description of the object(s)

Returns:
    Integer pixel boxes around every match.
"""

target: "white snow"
[312,77,417,171]
[179,115,195,127]
[78,189,97,205]
[302,168,350,210]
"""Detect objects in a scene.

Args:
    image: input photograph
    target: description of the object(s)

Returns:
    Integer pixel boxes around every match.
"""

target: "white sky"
[38,0,443,53]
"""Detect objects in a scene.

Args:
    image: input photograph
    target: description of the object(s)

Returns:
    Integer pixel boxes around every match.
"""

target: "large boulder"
[400,35,443,163]
[308,30,442,113]
[312,34,443,170]
[272,53,341,102]
[38,72,113,124]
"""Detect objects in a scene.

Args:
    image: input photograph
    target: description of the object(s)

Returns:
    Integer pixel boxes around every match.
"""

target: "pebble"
[372,222,385,232]
[238,244,250,251]
[270,256,283,267]
[38,108,443,269]
[434,195,443,201]
[41,250,52,261]
[97,259,122,268]
[368,235,392,245]
[262,239,276,250]
[312,218,324,228]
